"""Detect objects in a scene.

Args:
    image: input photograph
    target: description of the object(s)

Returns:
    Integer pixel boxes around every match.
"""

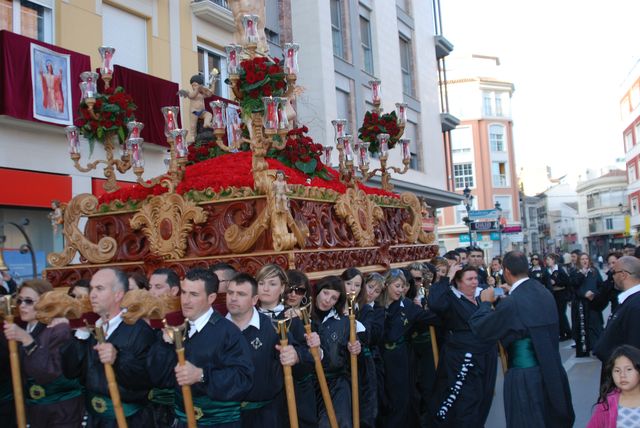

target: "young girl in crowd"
[378,269,438,427]
[341,268,383,428]
[588,344,640,428]
[308,275,362,428]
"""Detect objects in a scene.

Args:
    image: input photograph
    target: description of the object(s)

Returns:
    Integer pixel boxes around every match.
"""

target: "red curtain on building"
[106,65,180,148]
[0,30,90,125]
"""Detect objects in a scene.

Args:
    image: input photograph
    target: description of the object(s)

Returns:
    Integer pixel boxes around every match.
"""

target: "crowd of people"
[0,244,640,427]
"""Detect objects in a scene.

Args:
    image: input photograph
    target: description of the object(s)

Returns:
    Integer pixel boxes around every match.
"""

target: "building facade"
[535,182,582,255]
[576,169,629,256]
[621,59,640,241]
[437,54,520,256]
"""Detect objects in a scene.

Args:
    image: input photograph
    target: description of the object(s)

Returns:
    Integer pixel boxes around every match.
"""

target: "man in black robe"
[147,268,254,427]
[61,267,156,427]
[468,251,575,428]
[593,256,640,364]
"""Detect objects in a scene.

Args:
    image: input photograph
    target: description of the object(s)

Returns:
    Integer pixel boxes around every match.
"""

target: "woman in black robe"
[341,267,383,428]
[308,275,362,428]
[427,265,497,428]
[3,279,84,428]
[570,253,603,357]
[378,269,439,428]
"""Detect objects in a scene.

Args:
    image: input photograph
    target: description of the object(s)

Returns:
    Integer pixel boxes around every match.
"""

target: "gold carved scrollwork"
[224,170,309,253]
[399,192,436,244]
[130,192,208,260]
[334,188,384,247]
[47,194,118,267]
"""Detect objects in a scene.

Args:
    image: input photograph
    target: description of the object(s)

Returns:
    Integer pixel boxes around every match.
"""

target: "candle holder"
[358,134,410,191]
[98,46,116,89]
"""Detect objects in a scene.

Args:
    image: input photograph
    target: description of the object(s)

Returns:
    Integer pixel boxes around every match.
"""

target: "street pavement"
[485,306,607,428]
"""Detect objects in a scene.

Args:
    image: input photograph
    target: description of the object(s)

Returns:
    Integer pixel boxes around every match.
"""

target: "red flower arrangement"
[75,86,137,147]
[98,151,397,206]
[269,126,331,180]
[358,111,401,154]
[227,56,287,118]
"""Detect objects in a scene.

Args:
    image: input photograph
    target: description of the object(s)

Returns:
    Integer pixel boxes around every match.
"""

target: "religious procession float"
[41,15,437,289]
[0,4,442,428]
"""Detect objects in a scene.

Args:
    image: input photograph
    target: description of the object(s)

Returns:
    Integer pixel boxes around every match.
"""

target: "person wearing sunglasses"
[285,269,311,318]
[3,279,84,428]
[427,264,497,428]
[378,268,439,428]
[341,267,383,428]
[257,264,316,428]
[527,253,544,283]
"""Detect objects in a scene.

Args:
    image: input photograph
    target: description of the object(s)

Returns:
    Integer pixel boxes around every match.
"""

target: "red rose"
[275,80,286,90]
[273,57,280,64]
[249,90,260,99]
[256,71,265,81]
[268,65,280,74]
[262,85,272,96]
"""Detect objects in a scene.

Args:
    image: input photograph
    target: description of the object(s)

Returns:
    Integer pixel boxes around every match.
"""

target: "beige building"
[437,54,520,256]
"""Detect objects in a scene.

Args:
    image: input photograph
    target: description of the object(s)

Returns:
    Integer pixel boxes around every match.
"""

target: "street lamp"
[0,219,37,280]
[495,201,503,256]
[463,186,474,246]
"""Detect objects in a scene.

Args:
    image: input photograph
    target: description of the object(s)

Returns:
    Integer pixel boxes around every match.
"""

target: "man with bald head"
[62,268,156,427]
[593,256,640,363]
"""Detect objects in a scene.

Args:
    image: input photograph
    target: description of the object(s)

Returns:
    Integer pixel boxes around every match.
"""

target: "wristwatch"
[199,370,205,384]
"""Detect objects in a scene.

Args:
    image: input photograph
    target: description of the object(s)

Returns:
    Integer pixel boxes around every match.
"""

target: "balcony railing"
[193,0,229,8]
[492,175,507,187]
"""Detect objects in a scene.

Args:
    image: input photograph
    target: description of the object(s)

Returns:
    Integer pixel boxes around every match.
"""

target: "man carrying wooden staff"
[148,268,254,427]
[225,273,300,427]
[61,268,156,427]
[347,293,360,428]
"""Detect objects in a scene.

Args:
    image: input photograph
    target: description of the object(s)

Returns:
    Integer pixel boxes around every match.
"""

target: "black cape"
[469,278,575,428]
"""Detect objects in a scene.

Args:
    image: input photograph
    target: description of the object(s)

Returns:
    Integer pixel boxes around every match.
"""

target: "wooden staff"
[347,295,359,428]
[429,325,439,369]
[2,296,26,428]
[165,322,196,428]
[498,342,508,375]
[300,307,338,428]
[94,327,128,428]
[277,320,299,428]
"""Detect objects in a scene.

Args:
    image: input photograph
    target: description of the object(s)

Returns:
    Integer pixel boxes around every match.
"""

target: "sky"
[441,0,640,187]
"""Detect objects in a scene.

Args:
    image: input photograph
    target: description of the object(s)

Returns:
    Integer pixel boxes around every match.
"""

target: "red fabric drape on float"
[103,65,180,148]
[0,30,90,124]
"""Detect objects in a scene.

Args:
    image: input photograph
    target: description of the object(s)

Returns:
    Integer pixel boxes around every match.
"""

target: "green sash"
[175,390,241,425]
[508,338,539,369]
[26,375,82,405]
[87,393,144,419]
[240,399,272,411]
[148,388,174,406]
[384,336,406,350]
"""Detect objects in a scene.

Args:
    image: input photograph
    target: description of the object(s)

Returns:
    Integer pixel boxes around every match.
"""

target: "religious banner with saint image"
[30,43,73,125]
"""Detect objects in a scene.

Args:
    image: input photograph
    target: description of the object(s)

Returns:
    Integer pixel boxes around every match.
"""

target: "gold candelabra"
[329,79,412,192]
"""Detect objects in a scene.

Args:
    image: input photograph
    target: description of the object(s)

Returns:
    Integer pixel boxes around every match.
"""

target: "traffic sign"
[469,209,500,220]
[471,221,497,232]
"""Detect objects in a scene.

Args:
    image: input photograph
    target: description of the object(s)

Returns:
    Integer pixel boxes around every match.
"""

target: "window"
[330,0,345,59]
[483,93,493,116]
[587,192,601,210]
[605,218,614,230]
[198,46,228,98]
[636,122,640,145]
[625,132,634,152]
[360,15,374,74]
[453,163,474,189]
[489,124,505,152]
[103,4,147,72]
[632,83,640,110]
[399,36,414,97]
[264,0,281,48]
[0,0,52,42]
[404,120,419,170]
[492,162,508,187]
[495,94,503,116]
[396,0,409,12]
[494,196,512,221]
[451,126,473,154]
[629,163,637,184]
[336,87,353,133]
[632,197,638,216]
